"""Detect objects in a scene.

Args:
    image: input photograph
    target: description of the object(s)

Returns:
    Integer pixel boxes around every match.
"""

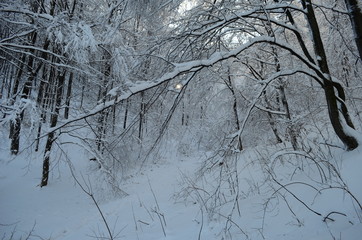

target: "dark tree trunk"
[10,30,38,154]
[123,99,129,129]
[80,83,85,109]
[9,54,26,140]
[139,91,145,140]
[41,70,66,187]
[302,0,358,150]
[35,67,52,152]
[64,72,73,119]
[181,102,188,126]
[225,70,243,151]
[344,0,362,60]
[0,58,13,99]
[10,117,21,154]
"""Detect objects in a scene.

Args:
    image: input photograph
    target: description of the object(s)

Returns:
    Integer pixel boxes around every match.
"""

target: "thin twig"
[68,165,114,240]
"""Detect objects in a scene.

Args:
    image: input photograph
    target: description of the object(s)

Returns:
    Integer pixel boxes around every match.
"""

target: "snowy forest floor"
[1,134,362,240]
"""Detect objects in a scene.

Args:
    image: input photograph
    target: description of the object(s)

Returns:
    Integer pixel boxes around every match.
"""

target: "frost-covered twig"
[267,170,322,217]
[66,163,114,240]
[197,206,204,240]
[318,186,362,211]
[323,211,347,222]
[148,179,167,236]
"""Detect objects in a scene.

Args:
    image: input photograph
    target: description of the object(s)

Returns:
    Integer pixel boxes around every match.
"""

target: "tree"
[344,0,362,60]
[164,0,359,150]
[301,0,358,149]
[1,0,360,188]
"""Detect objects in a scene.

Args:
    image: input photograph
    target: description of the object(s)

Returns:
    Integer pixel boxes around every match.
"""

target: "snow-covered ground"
[0,140,208,240]
[1,138,362,240]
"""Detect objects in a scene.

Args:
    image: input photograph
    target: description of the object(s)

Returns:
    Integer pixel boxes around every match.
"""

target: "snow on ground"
[1,136,362,240]
[0,138,207,240]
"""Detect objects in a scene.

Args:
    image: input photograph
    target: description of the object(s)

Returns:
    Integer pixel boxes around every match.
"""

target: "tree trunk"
[64,72,73,119]
[9,54,26,139]
[96,50,111,152]
[10,30,38,154]
[302,0,358,150]
[278,85,298,150]
[123,99,129,129]
[80,83,85,109]
[225,69,243,151]
[41,69,66,187]
[35,66,52,152]
[344,0,362,60]
[263,92,283,144]
[0,58,13,99]
[139,91,145,140]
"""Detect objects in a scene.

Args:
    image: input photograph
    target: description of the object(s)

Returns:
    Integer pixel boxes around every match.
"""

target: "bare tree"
[301,0,357,149]
[344,0,362,60]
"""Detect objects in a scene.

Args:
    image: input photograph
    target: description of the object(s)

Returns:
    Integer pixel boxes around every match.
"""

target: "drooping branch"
[301,0,358,150]
[39,36,329,137]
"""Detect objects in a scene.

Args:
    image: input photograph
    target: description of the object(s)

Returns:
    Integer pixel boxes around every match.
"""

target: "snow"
[51,36,322,136]
[1,131,362,240]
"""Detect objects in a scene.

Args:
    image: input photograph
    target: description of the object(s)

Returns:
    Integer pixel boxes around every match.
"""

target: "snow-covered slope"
[1,140,361,240]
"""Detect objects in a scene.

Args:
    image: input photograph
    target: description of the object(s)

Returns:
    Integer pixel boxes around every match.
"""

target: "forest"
[1,0,362,239]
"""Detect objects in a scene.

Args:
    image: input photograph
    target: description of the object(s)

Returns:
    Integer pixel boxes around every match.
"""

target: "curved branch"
[42,36,327,136]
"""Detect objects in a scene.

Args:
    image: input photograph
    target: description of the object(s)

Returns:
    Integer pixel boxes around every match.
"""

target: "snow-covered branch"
[42,35,327,137]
